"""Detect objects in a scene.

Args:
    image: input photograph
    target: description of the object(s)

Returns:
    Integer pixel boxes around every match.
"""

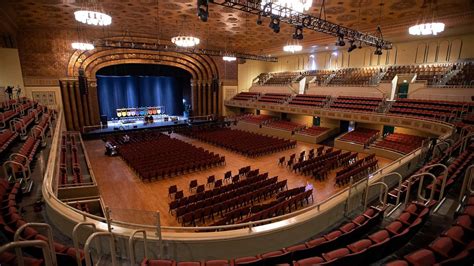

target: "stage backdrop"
[97,75,184,119]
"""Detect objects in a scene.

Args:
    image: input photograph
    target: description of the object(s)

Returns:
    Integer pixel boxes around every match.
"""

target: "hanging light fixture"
[171,16,200,48]
[71,42,95,51]
[74,10,112,26]
[283,39,303,53]
[408,0,444,36]
[261,0,313,14]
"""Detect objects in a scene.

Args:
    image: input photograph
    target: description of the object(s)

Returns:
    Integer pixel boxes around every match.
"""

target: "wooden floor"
[84,134,392,226]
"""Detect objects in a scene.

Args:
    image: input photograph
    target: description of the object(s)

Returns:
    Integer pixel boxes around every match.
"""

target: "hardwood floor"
[84,134,392,226]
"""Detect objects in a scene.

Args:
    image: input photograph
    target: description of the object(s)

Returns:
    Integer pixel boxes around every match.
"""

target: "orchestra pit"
[1,0,474,265]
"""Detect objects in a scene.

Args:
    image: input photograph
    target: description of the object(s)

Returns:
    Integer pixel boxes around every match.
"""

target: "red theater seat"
[293,256,325,266]
[403,249,436,266]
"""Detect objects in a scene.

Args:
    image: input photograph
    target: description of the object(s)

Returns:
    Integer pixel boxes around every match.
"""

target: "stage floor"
[83,116,188,137]
[84,134,393,227]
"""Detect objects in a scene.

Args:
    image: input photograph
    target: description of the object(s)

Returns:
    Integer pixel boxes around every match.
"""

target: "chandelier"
[71,42,95,51]
[283,39,303,53]
[409,22,445,36]
[223,56,237,62]
[74,10,112,26]
[171,36,200,48]
[261,0,313,13]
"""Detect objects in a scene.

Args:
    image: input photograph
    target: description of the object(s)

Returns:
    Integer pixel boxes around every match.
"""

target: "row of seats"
[115,132,225,181]
[182,127,296,157]
[0,98,34,128]
[141,207,384,266]
[328,68,380,87]
[329,96,383,112]
[59,133,85,186]
[335,160,379,187]
[231,92,260,102]
[373,133,425,155]
[387,196,474,266]
[265,120,305,132]
[0,129,19,154]
[298,126,330,137]
[446,61,474,87]
[257,93,292,104]
[288,94,329,108]
[339,128,380,146]
[239,114,274,125]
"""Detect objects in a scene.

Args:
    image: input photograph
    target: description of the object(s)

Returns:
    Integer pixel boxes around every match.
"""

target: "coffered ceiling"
[1,0,474,54]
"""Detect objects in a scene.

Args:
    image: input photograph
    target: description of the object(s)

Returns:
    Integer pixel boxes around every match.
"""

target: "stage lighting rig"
[374,45,383,55]
[269,16,280,33]
[207,0,392,50]
[197,0,209,22]
[347,40,357,52]
[293,25,304,40]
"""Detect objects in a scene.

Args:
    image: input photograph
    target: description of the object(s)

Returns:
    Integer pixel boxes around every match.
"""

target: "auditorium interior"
[1,0,474,265]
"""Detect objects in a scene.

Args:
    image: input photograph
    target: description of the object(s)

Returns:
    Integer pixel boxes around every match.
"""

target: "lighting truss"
[209,0,393,50]
[93,39,278,62]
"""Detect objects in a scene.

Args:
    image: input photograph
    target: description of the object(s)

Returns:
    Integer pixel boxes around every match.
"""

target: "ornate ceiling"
[1,0,474,54]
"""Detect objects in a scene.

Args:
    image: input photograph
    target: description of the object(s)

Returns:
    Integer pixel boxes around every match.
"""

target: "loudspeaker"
[78,68,88,95]
[100,115,108,127]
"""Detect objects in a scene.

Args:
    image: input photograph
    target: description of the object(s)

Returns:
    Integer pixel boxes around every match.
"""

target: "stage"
[82,115,189,139]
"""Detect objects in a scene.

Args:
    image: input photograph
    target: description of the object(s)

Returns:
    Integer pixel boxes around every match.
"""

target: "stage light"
[197,0,209,22]
[335,34,345,46]
[257,13,263,25]
[269,16,280,33]
[374,45,383,55]
[358,41,363,49]
[293,25,304,40]
[347,40,357,53]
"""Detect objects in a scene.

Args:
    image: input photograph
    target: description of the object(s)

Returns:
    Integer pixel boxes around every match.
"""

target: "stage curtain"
[97,75,184,119]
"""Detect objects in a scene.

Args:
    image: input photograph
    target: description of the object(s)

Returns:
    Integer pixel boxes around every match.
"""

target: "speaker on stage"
[78,68,88,95]
[100,115,108,127]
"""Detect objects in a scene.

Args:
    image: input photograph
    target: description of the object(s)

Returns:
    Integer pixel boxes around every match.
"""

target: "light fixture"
[374,45,383,56]
[223,56,237,62]
[197,0,209,22]
[261,0,313,13]
[283,39,303,53]
[74,10,112,26]
[293,25,304,40]
[269,16,280,33]
[409,22,445,36]
[71,42,95,51]
[335,33,345,46]
[347,40,357,53]
[171,36,200,47]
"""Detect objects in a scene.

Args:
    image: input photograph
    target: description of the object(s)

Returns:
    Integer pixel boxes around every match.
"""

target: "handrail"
[381,172,403,206]
[459,164,474,202]
[461,132,474,152]
[0,240,54,266]
[422,163,448,200]
[405,172,437,205]
[14,223,58,266]
[364,182,388,210]
[84,232,117,266]
[129,230,149,265]
[73,222,97,266]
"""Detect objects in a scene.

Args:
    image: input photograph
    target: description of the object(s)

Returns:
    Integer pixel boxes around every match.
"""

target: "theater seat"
[347,239,372,253]
[293,256,325,266]
[403,249,437,266]
[177,262,201,266]
[307,237,326,247]
[368,230,390,243]
[205,260,229,266]
[385,260,409,266]
[339,222,356,233]
[455,215,473,231]
[322,248,350,262]
[141,259,177,266]
[429,237,457,259]
[385,221,405,235]
[442,226,469,245]
[233,256,263,266]
[324,230,342,241]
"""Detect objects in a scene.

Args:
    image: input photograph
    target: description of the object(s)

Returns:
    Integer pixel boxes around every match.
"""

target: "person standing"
[5,86,13,100]
[15,85,22,99]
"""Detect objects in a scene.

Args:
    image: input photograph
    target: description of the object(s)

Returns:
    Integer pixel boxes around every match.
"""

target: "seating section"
[230,92,260,102]
[373,133,425,154]
[183,127,295,157]
[239,114,274,125]
[335,154,378,187]
[328,68,380,86]
[382,64,452,85]
[0,179,83,265]
[0,98,34,128]
[257,93,292,104]
[58,133,93,186]
[265,120,305,132]
[302,69,333,85]
[264,72,300,85]
[288,94,329,108]
[112,132,225,181]
[0,129,19,154]
[387,195,474,266]
[330,96,383,112]
[389,98,471,121]
[339,128,380,146]
[446,61,474,87]
[298,126,330,137]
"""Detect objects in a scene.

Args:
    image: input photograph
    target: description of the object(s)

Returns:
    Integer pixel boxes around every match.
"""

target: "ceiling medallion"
[171,36,200,48]
[408,22,445,36]
[71,42,95,51]
[74,10,112,26]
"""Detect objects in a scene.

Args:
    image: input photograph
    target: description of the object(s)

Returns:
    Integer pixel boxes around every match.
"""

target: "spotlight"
[197,0,209,22]
[374,45,383,55]
[358,41,363,49]
[269,16,280,33]
[347,40,357,53]
[335,34,345,46]
[256,13,262,25]
[293,26,303,40]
